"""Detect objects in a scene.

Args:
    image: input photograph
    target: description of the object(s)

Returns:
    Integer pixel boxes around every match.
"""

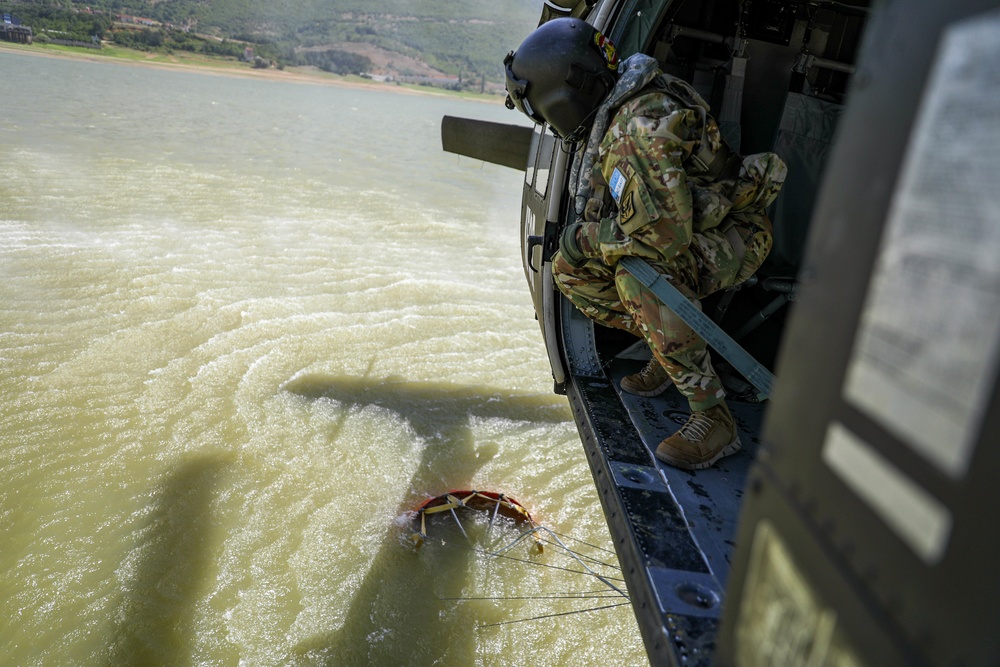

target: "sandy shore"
[0,41,503,103]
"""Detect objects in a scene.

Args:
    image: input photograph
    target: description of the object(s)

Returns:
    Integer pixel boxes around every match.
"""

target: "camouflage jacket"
[574,56,786,294]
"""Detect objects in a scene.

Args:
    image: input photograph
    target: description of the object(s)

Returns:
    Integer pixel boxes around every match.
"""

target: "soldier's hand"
[558,222,587,267]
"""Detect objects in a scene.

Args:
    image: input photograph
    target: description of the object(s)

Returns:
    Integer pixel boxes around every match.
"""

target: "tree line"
[1,0,541,84]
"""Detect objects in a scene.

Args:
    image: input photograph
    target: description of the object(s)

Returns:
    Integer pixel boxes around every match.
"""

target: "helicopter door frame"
[521,124,570,392]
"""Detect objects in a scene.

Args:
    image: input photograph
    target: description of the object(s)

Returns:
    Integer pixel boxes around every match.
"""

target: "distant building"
[0,13,32,44]
[117,15,159,27]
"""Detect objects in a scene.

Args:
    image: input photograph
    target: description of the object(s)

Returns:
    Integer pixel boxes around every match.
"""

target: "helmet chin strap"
[561,105,602,144]
[560,135,582,156]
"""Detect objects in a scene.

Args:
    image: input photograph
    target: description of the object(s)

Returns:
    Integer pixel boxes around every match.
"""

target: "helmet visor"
[504,51,541,123]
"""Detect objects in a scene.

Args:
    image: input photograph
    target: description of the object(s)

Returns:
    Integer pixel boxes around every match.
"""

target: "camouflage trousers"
[551,211,774,411]
[552,252,723,410]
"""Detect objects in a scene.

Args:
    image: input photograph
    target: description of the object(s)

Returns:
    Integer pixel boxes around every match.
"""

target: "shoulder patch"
[609,167,627,204]
[619,191,636,224]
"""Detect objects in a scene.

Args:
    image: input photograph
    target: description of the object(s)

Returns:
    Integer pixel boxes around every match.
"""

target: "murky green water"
[0,51,646,665]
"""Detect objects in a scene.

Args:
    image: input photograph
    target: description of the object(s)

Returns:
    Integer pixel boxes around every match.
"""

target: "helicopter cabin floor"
[609,342,766,587]
[565,331,767,663]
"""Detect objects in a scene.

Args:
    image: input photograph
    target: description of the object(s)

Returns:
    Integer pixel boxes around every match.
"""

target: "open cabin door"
[442,117,569,391]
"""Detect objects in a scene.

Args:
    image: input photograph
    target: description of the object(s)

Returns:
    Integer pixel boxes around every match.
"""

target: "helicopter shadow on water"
[282,373,572,666]
[105,453,233,666]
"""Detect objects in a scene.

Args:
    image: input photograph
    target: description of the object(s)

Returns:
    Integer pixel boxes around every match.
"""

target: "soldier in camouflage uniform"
[505,18,786,469]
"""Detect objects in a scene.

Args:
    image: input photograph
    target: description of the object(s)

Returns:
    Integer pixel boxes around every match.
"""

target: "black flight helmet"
[505,18,619,141]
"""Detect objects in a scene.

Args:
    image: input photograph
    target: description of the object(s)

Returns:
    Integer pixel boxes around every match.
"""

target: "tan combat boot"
[620,357,671,397]
[655,402,741,470]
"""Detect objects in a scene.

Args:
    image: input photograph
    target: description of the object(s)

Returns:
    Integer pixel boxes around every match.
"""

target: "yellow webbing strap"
[421,498,461,515]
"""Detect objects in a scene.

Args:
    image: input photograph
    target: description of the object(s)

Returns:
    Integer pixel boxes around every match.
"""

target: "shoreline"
[0,41,505,103]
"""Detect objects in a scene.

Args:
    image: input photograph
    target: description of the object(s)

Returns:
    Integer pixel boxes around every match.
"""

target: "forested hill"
[1,0,544,88]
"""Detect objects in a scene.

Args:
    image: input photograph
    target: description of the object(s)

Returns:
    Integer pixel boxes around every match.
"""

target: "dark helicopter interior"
[443,1,879,660]
[546,0,876,634]
[590,0,872,391]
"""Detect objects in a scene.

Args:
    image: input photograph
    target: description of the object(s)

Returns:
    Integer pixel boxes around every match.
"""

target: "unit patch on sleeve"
[609,167,627,204]
[619,190,635,223]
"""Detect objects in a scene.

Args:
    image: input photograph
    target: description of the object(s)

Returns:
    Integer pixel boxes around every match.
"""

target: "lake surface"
[0,51,646,665]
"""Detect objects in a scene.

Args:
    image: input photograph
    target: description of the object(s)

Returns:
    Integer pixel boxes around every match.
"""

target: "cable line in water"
[537,537,622,572]
[544,528,622,558]
[440,592,627,601]
[468,543,627,587]
[477,601,634,628]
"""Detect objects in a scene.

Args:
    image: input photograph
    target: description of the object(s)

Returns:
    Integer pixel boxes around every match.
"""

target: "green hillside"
[1,0,543,86]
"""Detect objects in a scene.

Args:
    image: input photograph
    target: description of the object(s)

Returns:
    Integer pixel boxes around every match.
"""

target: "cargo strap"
[618,256,774,401]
